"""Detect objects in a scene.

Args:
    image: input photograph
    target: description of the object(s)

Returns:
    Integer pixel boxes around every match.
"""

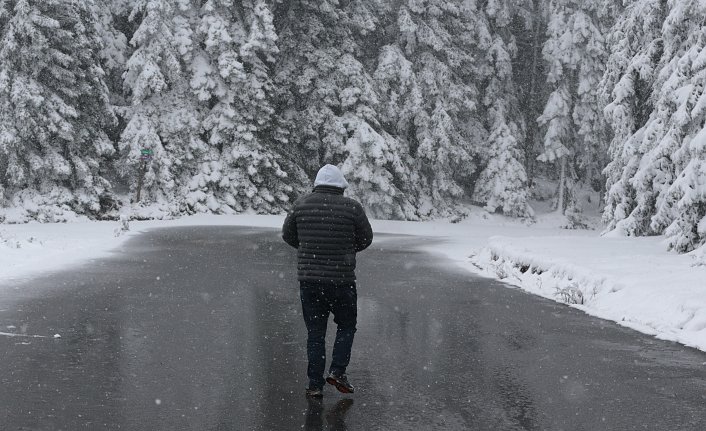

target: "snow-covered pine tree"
[475,63,533,217]
[538,0,610,217]
[633,0,706,251]
[273,0,413,218]
[372,43,429,219]
[339,1,419,219]
[0,1,7,43]
[662,118,706,251]
[382,0,486,217]
[473,117,534,217]
[601,0,706,251]
[0,0,9,208]
[188,0,302,214]
[340,115,417,220]
[658,20,706,251]
[118,0,204,212]
[600,0,665,236]
[92,0,130,92]
[0,0,116,220]
[536,84,572,211]
[273,0,363,174]
[473,2,534,218]
[538,0,575,215]
[88,0,133,198]
[507,0,548,182]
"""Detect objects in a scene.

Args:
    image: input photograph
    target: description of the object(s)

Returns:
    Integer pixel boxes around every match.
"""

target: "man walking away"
[282,164,373,398]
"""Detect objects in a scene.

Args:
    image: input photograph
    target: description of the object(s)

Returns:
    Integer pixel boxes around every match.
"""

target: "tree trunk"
[558,156,566,214]
[135,160,146,203]
[599,177,606,211]
[526,2,543,181]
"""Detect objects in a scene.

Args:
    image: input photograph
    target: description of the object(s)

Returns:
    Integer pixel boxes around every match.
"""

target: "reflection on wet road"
[305,398,354,431]
[1,227,705,430]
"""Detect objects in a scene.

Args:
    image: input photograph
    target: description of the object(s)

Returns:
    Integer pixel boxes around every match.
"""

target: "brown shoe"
[326,372,354,394]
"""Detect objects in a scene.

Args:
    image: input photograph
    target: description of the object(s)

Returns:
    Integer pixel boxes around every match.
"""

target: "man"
[282,164,373,398]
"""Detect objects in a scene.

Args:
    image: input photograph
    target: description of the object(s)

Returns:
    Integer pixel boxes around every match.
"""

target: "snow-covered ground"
[2,211,705,353]
[0,214,287,284]
[468,234,706,352]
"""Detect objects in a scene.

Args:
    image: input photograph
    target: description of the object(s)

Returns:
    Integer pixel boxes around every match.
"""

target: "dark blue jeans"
[300,282,357,389]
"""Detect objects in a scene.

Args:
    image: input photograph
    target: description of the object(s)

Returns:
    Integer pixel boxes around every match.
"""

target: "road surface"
[1,226,705,430]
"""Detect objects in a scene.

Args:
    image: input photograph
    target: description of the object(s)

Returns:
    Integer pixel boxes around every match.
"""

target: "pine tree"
[340,115,416,219]
[638,1,706,251]
[0,1,9,207]
[600,0,664,235]
[660,29,706,251]
[474,119,534,217]
[273,0,413,218]
[662,119,706,251]
[600,0,706,251]
[538,0,611,217]
[92,0,130,84]
[273,0,363,173]
[118,0,204,211]
[0,0,115,218]
[473,3,533,218]
[537,84,572,211]
[508,0,548,182]
[381,0,487,216]
[0,1,8,38]
[188,0,303,214]
[372,44,427,219]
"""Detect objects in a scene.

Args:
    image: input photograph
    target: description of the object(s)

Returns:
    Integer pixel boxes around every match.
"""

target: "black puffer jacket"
[282,185,373,286]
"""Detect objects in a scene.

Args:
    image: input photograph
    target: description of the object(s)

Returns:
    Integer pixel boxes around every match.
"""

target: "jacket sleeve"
[354,203,373,252]
[281,203,299,249]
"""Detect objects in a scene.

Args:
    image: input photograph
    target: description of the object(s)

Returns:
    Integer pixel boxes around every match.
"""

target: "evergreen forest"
[1,0,705,252]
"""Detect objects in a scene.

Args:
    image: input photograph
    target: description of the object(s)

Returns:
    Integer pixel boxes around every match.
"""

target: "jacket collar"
[313,185,345,195]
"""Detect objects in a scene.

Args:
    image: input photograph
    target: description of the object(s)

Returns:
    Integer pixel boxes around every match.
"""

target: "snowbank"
[469,236,706,352]
[0,215,286,285]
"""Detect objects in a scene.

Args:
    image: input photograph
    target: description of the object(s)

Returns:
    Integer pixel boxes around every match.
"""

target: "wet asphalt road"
[1,226,706,431]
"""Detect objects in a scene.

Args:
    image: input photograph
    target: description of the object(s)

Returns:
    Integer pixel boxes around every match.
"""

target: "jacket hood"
[314,164,349,189]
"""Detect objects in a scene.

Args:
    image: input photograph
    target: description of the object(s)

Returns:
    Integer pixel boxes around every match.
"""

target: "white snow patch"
[468,235,706,352]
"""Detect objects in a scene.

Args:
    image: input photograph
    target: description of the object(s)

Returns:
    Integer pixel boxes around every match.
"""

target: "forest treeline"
[0,0,704,252]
